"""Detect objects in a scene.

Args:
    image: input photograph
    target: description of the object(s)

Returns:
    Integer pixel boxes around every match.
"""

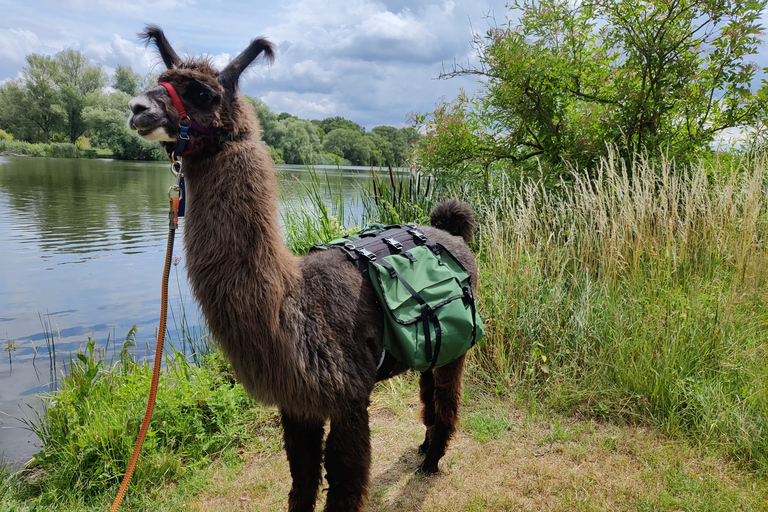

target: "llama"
[128,25,479,512]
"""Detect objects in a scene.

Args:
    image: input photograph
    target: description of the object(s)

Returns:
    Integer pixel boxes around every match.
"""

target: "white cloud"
[61,0,190,16]
[0,28,43,63]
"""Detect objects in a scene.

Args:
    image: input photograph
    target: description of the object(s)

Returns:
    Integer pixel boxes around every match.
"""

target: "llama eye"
[190,89,218,106]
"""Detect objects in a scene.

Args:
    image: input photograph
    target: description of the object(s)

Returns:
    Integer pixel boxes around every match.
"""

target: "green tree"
[280,118,323,164]
[370,125,420,167]
[0,54,66,143]
[416,0,768,184]
[112,64,142,96]
[322,128,377,165]
[318,116,364,134]
[54,49,107,144]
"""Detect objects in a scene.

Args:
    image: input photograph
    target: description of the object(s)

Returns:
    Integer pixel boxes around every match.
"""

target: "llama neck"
[180,142,299,395]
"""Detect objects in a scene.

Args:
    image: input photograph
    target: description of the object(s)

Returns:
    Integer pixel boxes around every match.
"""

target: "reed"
[472,149,768,471]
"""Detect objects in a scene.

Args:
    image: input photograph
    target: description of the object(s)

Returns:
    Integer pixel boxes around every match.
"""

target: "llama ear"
[218,37,275,94]
[139,24,182,69]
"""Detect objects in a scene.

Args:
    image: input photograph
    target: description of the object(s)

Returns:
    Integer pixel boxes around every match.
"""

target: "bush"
[0,139,45,157]
[44,143,77,158]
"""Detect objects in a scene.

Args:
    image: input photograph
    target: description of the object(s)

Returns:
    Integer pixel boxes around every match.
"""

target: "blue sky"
[0,0,510,129]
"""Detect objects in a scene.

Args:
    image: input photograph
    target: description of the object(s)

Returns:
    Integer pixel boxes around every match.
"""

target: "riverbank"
[2,151,767,509]
[0,140,115,159]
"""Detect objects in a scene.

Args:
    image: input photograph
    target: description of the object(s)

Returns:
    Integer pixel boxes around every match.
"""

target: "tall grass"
[473,150,768,472]
[281,166,360,254]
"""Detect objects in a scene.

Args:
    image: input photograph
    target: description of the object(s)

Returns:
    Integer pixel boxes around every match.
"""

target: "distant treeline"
[0,51,418,165]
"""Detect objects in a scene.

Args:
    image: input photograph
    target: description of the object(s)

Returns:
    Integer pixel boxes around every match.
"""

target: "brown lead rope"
[108,194,180,512]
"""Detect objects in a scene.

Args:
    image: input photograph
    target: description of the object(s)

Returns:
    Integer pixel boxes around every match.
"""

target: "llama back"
[429,198,476,243]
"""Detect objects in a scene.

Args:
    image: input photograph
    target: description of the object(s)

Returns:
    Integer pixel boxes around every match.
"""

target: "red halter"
[158,82,189,122]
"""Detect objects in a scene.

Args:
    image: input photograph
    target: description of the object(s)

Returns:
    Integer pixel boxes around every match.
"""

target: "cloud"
[233,0,494,127]
[82,35,154,71]
[0,28,44,64]
[60,0,190,16]
[0,0,506,129]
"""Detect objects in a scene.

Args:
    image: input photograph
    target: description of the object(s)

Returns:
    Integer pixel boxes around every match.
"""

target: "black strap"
[464,285,478,346]
[374,258,441,369]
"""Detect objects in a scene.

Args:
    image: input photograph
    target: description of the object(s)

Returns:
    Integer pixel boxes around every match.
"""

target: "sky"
[0,0,511,130]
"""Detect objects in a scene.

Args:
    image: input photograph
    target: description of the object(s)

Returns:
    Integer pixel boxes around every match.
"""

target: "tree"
[318,116,364,134]
[112,64,142,96]
[0,55,66,143]
[55,49,107,144]
[370,125,420,167]
[280,118,323,164]
[415,0,768,184]
[322,128,378,165]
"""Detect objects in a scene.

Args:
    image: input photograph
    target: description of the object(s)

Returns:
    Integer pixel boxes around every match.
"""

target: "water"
[0,156,371,467]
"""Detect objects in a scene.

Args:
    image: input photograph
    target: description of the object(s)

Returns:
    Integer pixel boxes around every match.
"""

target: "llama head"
[128,25,274,154]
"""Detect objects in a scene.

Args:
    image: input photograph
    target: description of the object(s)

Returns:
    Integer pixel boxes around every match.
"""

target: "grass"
[471,149,768,473]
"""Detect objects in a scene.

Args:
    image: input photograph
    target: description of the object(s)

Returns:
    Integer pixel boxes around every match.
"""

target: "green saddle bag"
[316,224,484,372]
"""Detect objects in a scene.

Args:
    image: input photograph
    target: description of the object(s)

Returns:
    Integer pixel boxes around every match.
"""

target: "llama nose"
[128,97,150,115]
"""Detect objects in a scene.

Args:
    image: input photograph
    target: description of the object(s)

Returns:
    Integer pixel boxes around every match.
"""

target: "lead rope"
[108,164,183,512]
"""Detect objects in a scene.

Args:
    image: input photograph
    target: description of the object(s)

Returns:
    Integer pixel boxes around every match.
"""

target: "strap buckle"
[408,229,428,244]
[355,248,377,261]
[383,237,403,251]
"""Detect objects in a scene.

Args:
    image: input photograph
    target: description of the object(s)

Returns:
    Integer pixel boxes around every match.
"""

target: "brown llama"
[128,25,479,512]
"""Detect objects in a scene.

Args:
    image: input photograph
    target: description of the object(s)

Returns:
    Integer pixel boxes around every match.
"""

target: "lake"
[0,156,371,467]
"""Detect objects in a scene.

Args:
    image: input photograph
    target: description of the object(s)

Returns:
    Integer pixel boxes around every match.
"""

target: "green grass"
[464,410,516,442]
[471,149,768,473]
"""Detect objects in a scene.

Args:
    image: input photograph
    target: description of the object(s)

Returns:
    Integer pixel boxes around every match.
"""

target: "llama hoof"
[415,461,439,476]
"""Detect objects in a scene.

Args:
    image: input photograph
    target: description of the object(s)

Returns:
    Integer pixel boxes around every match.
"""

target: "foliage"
[53,49,107,144]
[318,115,364,134]
[0,55,66,144]
[472,150,768,472]
[414,0,768,184]
[244,95,417,167]
[361,167,433,225]
[282,167,360,254]
[370,125,419,167]
[278,117,324,164]
[111,65,142,96]
[322,128,377,165]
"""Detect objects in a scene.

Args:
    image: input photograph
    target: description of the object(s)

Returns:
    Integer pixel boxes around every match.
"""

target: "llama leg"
[323,401,371,512]
[418,354,465,475]
[418,370,436,455]
[282,413,325,512]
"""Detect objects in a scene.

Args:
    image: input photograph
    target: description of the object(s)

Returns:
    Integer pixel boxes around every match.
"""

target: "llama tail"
[429,198,476,243]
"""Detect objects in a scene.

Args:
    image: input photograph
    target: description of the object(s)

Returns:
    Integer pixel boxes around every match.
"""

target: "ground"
[183,376,767,512]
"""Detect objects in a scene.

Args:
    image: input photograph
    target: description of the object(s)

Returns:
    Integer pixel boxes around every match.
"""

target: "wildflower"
[172,255,182,266]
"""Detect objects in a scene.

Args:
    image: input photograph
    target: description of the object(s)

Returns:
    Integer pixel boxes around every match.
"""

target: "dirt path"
[191,390,766,511]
